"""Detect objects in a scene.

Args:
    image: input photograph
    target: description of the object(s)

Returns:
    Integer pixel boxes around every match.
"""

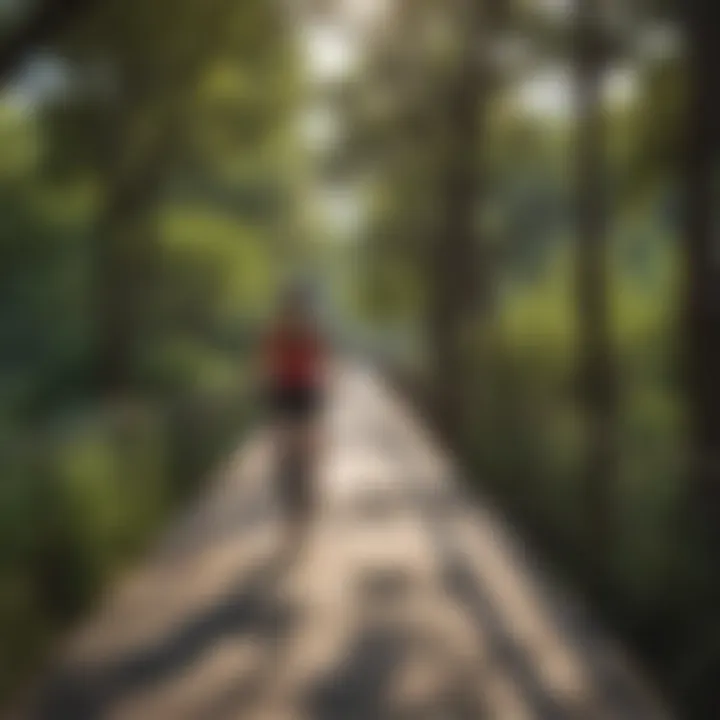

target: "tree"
[325,0,451,355]
[683,0,720,558]
[327,0,508,451]
[39,0,290,394]
[574,0,618,563]
[427,0,509,452]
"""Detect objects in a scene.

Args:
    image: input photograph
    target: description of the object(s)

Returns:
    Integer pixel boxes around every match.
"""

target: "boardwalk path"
[20,365,671,720]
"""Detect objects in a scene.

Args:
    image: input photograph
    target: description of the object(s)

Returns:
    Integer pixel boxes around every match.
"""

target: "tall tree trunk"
[574,0,618,567]
[683,0,720,559]
[92,115,174,395]
[90,0,237,396]
[427,0,490,454]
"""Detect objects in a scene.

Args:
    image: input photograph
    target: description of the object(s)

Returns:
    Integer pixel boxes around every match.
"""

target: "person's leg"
[270,386,290,485]
[284,387,321,541]
[277,387,320,524]
[297,385,326,528]
[278,417,313,566]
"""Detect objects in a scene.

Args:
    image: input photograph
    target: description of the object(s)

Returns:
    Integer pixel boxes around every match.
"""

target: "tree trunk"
[574,0,618,567]
[91,110,175,396]
[90,0,237,396]
[683,0,720,558]
[427,0,490,455]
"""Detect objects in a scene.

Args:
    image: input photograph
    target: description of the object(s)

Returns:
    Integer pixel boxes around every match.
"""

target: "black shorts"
[270,385,322,421]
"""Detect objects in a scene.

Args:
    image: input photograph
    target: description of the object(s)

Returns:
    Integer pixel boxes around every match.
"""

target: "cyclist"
[259,281,328,532]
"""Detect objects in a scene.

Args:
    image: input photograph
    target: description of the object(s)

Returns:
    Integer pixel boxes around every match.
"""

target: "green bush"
[0,385,251,705]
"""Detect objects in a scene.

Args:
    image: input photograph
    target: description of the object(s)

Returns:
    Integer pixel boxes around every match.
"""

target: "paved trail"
[18,366,671,720]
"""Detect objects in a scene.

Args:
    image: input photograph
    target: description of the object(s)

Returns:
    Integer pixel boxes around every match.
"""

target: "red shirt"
[264,325,324,389]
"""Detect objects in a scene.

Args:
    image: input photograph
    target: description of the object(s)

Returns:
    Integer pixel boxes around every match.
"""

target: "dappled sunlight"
[0,0,715,717]
[18,367,671,719]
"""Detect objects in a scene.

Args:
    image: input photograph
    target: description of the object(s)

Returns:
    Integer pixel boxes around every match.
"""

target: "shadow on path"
[303,618,411,720]
[441,549,579,720]
[31,541,303,720]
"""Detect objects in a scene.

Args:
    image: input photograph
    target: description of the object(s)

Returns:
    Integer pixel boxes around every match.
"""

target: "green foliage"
[0,0,294,706]
[0,409,169,697]
[0,0,708,715]
[626,57,687,199]
[470,235,718,714]
[0,390,251,700]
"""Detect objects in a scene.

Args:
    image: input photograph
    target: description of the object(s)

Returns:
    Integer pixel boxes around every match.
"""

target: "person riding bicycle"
[259,281,328,529]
